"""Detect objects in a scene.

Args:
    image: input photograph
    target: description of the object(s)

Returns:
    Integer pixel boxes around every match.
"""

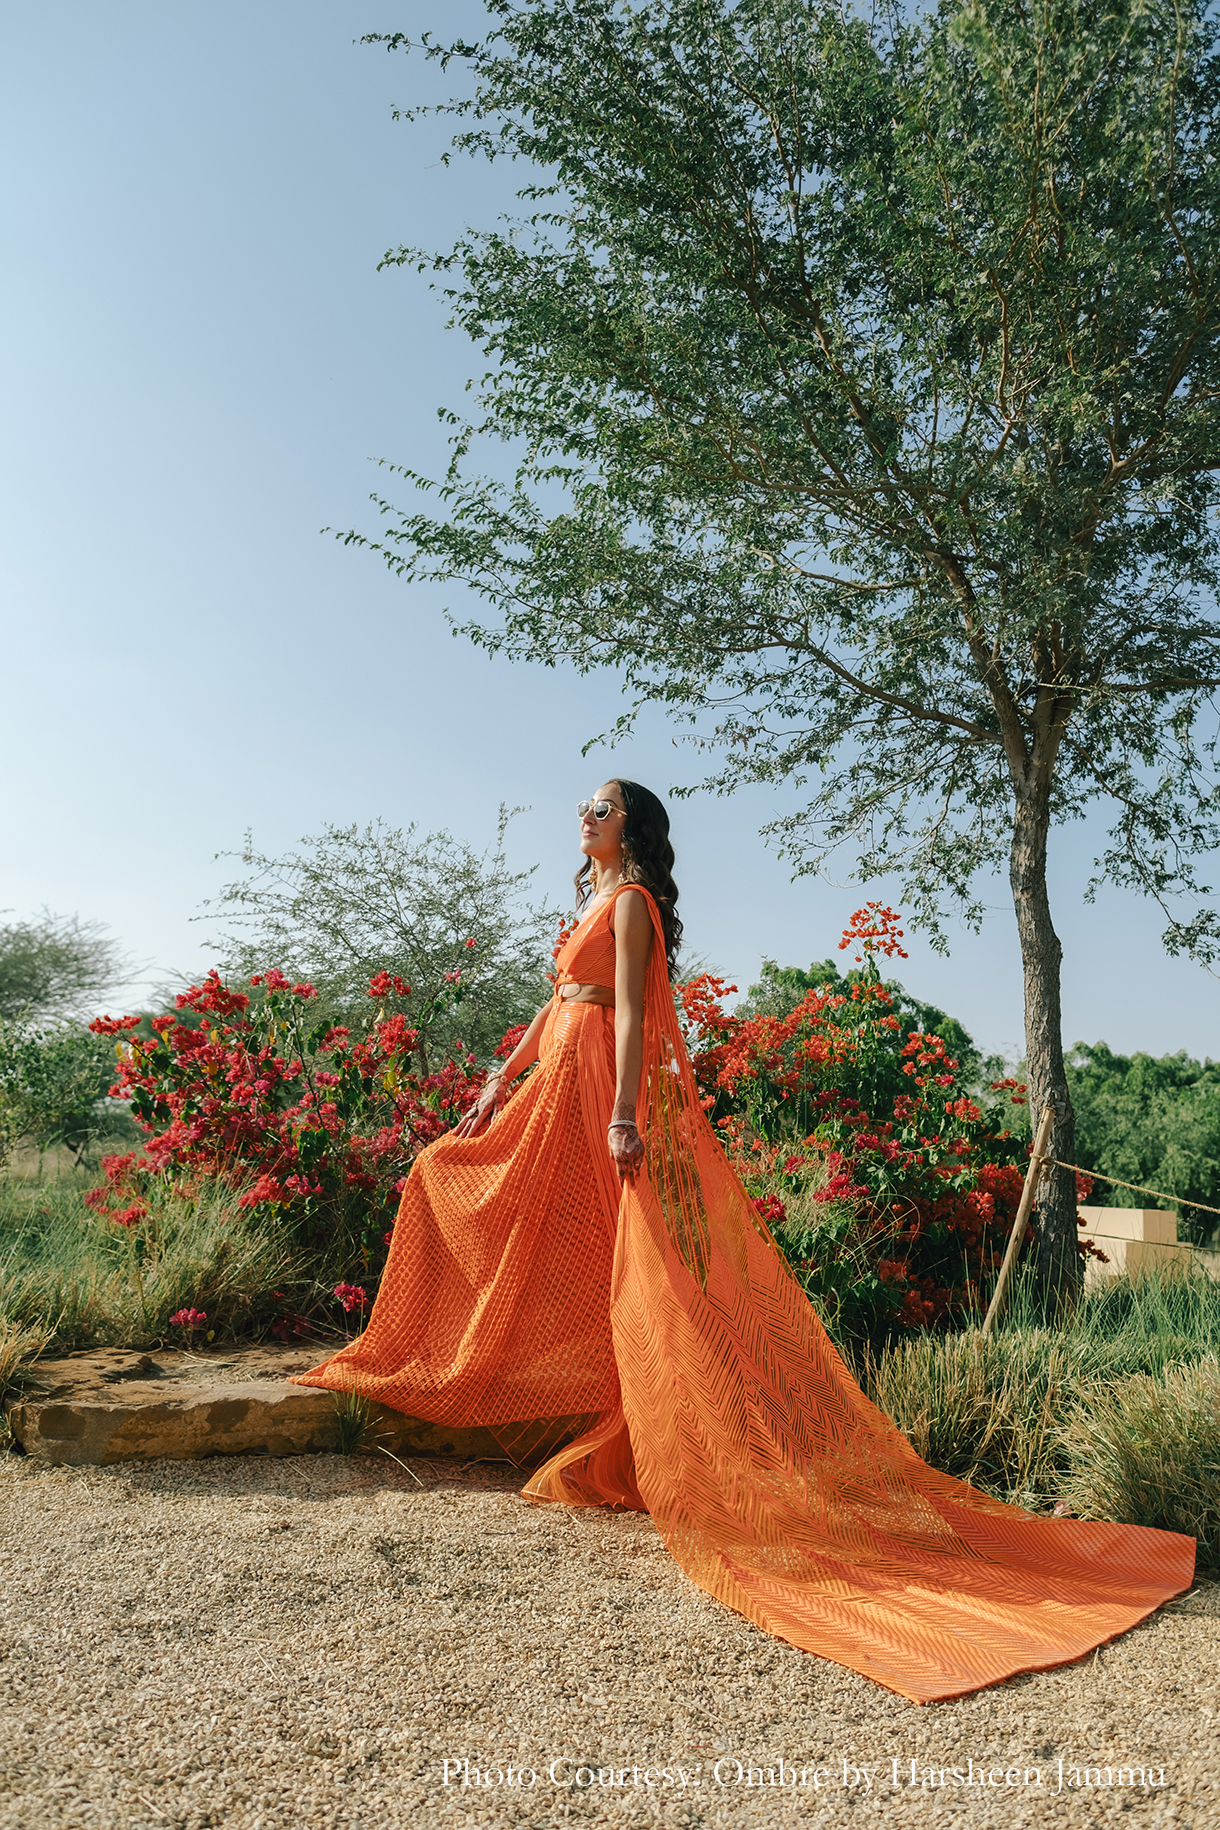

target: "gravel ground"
[0,1451,1214,1830]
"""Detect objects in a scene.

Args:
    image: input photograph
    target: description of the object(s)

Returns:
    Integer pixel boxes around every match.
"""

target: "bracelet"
[607,1119,639,1131]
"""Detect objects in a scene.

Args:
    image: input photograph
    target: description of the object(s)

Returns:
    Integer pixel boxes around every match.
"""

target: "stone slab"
[3,1342,531,1468]
[1078,1203,1190,1287]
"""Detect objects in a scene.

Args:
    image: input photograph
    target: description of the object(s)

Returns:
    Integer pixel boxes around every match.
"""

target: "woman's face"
[579,781,627,870]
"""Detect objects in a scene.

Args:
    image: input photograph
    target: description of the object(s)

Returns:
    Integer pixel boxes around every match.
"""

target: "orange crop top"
[552,884,652,993]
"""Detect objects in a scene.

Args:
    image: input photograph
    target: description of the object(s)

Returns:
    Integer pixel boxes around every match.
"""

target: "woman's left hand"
[608,1119,645,1180]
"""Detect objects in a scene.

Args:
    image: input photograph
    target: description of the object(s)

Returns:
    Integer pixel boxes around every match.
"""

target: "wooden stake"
[981,1103,1057,1337]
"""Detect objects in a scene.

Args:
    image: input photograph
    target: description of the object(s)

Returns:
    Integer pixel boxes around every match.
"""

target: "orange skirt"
[296,997,627,1447]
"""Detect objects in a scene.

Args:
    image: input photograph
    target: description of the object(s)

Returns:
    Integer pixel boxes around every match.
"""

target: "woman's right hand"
[608,1118,645,1180]
[455,1074,507,1138]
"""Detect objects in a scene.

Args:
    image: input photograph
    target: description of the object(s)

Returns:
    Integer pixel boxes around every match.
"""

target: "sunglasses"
[577,798,623,821]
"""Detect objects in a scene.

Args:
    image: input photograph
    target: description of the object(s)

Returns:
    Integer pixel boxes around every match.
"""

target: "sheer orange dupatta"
[526,893,1194,1704]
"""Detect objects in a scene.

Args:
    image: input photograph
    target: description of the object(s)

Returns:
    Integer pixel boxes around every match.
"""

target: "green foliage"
[356,0,1220,1304]
[1067,1041,1220,1244]
[774,1182,917,1348]
[0,910,127,1024]
[0,1022,136,1167]
[204,814,555,1071]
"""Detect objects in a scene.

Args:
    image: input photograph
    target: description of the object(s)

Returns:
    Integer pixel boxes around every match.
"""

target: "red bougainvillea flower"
[169,1308,207,1329]
[333,1282,370,1314]
[238,1173,290,1208]
[270,1312,312,1342]
[89,1014,142,1036]
[838,902,909,964]
[495,1023,528,1060]
[549,913,577,976]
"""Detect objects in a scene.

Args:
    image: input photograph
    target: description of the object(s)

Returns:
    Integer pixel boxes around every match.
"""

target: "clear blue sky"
[3,1,1217,1063]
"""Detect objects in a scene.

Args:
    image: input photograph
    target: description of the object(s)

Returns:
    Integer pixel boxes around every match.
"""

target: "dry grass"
[0,1315,54,1388]
[860,1325,1089,1504]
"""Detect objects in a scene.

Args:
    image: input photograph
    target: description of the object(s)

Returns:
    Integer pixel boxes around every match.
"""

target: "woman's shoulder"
[608,883,657,939]
[610,882,656,915]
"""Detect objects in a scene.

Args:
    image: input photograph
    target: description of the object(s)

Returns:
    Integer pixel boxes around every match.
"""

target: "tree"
[351,0,1220,1309]
[0,1023,134,1169]
[0,910,128,1024]
[203,815,555,1071]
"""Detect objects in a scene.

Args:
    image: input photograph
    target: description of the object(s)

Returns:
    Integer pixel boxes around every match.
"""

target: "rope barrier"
[1043,1158,1220,1221]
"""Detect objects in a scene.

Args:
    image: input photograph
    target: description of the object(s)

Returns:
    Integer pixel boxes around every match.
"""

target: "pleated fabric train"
[294,885,1195,1704]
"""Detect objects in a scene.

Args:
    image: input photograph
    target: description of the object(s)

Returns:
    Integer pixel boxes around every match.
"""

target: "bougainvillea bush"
[87,964,489,1325]
[680,905,1096,1343]
[80,903,1094,1347]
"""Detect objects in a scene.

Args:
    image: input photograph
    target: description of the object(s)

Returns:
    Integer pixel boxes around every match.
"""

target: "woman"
[297,781,1193,1704]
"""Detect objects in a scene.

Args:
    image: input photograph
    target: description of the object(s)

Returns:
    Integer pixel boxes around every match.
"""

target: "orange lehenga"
[295,885,1194,1704]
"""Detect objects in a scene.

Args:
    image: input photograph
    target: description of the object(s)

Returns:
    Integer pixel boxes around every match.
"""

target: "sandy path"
[0,1452,1214,1829]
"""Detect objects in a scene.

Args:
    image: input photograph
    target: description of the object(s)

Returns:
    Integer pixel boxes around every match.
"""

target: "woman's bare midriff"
[558,983,616,1007]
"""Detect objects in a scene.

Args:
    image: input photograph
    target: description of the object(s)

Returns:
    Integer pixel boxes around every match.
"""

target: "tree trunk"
[1009,780,1080,1318]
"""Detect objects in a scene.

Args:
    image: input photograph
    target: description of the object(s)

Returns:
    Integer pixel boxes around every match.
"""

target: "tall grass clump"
[0,1175,296,1363]
[860,1325,1090,1504]
[0,1317,54,1391]
[1057,1357,1220,1565]
[859,1262,1220,1538]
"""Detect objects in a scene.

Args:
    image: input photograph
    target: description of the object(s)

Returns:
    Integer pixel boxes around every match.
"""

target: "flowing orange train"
[294,886,1194,1704]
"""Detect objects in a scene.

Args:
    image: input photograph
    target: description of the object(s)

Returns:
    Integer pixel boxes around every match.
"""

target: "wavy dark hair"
[575,779,683,978]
